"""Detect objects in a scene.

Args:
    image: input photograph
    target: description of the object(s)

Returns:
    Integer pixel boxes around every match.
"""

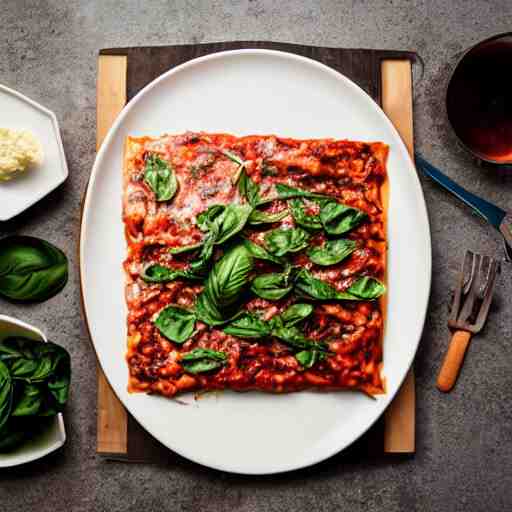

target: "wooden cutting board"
[92,43,417,461]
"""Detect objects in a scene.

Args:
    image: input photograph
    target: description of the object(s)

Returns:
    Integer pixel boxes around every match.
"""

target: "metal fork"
[437,251,500,392]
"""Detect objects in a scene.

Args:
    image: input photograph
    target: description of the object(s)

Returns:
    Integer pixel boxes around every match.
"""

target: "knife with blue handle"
[415,154,512,260]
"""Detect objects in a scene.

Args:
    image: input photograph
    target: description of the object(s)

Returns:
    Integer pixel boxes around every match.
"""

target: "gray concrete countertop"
[1,1,512,510]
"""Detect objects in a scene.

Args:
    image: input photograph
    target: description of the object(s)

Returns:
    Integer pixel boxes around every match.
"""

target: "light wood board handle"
[437,330,472,392]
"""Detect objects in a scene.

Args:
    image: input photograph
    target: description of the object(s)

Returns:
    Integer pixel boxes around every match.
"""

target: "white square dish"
[0,315,66,468]
[0,84,69,221]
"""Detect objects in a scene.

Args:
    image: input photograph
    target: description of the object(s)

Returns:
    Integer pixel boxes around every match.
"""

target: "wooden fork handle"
[437,330,472,392]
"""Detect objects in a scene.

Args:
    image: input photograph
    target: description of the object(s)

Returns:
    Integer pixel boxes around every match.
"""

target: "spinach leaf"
[242,239,284,266]
[295,270,385,301]
[239,169,260,207]
[346,276,386,300]
[265,227,310,257]
[248,209,288,225]
[0,236,68,302]
[319,201,367,235]
[154,305,196,344]
[181,348,227,374]
[223,313,271,338]
[251,268,295,300]
[279,303,314,326]
[288,199,323,231]
[307,239,357,266]
[196,244,254,325]
[295,350,326,368]
[144,154,178,202]
[0,360,12,430]
[272,326,328,352]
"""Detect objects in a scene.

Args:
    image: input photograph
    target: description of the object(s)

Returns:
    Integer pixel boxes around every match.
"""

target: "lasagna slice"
[123,132,388,397]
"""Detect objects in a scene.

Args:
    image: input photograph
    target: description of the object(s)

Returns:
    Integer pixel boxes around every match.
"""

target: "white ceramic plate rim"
[0,84,69,221]
[0,315,66,468]
[80,49,431,474]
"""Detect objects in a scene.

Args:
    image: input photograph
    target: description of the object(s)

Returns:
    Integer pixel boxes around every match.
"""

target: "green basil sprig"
[144,154,178,202]
[0,337,71,452]
[141,263,204,283]
[275,184,325,200]
[154,305,196,344]
[319,201,367,235]
[181,348,227,374]
[222,149,246,184]
[295,270,385,301]
[271,326,328,352]
[0,236,68,302]
[307,239,357,266]
[264,227,310,257]
[196,244,254,325]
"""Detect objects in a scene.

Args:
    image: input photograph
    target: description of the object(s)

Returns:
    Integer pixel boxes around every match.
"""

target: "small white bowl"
[0,315,66,467]
[0,84,69,221]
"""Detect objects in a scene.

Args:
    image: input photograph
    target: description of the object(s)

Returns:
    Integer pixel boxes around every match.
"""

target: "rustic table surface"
[1,1,512,511]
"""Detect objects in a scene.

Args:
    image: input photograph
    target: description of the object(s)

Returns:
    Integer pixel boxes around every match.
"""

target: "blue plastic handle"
[414,153,506,230]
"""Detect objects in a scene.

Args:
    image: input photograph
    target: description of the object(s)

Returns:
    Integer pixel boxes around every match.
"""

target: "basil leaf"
[265,227,310,257]
[154,305,196,344]
[239,170,261,207]
[275,184,325,200]
[319,201,367,235]
[346,276,386,299]
[0,337,70,418]
[197,205,225,232]
[215,204,253,245]
[272,326,328,352]
[296,270,385,301]
[295,350,326,368]
[169,241,204,255]
[141,263,203,283]
[242,239,284,265]
[196,244,253,325]
[0,420,26,452]
[144,154,178,202]
[295,269,345,300]
[221,150,246,184]
[221,149,244,167]
[288,199,323,231]
[251,271,294,300]
[0,360,12,431]
[181,348,227,374]
[11,383,41,416]
[279,303,314,326]
[223,313,271,338]
[197,204,252,245]
[248,209,288,225]
[307,239,357,266]
[0,236,68,302]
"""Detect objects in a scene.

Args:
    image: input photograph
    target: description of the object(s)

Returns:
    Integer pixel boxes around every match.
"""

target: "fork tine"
[472,259,500,332]
[449,251,473,325]
[456,253,482,325]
